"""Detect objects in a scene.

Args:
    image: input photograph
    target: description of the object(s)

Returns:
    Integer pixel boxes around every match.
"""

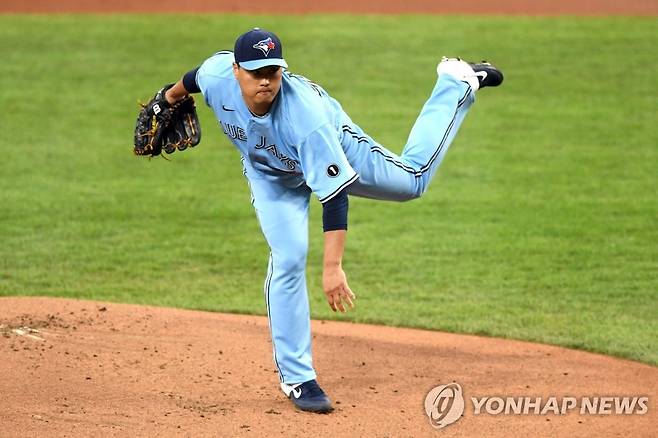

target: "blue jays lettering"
[255,136,299,171]
[221,122,247,141]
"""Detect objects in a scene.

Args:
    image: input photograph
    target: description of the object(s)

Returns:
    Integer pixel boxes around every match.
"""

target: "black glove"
[134,84,201,157]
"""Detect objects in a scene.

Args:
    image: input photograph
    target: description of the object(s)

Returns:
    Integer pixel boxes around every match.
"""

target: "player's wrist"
[164,88,184,105]
[162,81,190,105]
[323,260,342,269]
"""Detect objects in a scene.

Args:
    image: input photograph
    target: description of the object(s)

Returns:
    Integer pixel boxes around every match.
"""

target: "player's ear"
[232,62,240,79]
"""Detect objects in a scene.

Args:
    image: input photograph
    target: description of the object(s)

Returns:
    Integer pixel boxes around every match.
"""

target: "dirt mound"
[0,297,655,436]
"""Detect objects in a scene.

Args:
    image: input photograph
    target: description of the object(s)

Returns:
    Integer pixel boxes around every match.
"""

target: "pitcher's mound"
[0,297,655,436]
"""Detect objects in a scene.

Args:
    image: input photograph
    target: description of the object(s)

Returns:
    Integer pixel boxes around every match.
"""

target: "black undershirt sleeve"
[322,189,349,232]
[182,67,201,93]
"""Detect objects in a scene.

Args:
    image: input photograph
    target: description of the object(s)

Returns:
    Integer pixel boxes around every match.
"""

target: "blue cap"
[234,28,288,71]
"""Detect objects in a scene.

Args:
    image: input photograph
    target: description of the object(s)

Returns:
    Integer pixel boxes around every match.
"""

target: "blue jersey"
[196,51,358,203]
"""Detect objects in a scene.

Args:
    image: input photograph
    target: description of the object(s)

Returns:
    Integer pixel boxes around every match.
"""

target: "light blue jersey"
[196,51,476,384]
[197,52,358,203]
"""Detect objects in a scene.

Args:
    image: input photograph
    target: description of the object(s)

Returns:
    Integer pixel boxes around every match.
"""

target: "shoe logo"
[281,383,302,399]
[475,71,487,80]
[222,105,235,112]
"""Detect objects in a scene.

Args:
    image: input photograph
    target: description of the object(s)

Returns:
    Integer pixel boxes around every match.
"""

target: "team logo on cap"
[253,37,276,57]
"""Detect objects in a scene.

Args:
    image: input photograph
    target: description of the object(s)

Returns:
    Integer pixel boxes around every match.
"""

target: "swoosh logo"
[281,383,302,399]
[222,105,235,112]
[475,71,487,80]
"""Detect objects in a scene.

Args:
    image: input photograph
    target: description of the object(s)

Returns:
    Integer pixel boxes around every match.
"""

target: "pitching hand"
[322,266,356,313]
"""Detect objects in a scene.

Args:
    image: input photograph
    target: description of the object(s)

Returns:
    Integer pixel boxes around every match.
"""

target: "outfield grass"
[1,15,656,365]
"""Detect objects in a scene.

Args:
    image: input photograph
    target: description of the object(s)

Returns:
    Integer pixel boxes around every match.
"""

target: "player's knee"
[395,191,421,202]
[410,179,430,199]
[393,179,427,201]
[389,185,425,202]
[398,186,425,201]
[272,243,307,275]
[277,255,306,274]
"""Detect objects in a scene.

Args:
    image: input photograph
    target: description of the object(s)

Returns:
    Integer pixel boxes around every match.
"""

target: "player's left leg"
[242,163,317,386]
[243,162,334,413]
[343,59,501,201]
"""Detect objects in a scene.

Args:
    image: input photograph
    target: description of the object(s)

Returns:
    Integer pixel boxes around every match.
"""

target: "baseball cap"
[234,28,288,71]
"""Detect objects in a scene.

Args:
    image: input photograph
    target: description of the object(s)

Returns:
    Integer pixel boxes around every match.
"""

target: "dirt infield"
[1,297,656,437]
[1,0,657,15]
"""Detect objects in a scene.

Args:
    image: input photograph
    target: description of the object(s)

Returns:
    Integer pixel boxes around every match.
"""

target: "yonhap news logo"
[424,383,465,429]
[470,395,649,416]
[424,381,649,430]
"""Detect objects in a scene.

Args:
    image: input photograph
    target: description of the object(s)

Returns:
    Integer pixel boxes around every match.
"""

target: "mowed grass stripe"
[0,15,656,364]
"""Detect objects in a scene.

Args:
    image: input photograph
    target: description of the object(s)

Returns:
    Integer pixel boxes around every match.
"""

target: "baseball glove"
[133,84,201,157]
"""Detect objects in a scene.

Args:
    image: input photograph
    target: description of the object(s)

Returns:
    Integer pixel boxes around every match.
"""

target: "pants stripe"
[264,253,284,381]
[418,85,472,173]
[342,84,472,177]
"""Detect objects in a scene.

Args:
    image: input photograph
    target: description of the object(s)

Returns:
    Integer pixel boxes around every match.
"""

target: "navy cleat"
[437,57,504,91]
[281,379,334,413]
[468,61,504,89]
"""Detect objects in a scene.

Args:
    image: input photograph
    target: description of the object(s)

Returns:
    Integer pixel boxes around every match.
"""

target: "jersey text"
[221,122,247,141]
[255,136,299,171]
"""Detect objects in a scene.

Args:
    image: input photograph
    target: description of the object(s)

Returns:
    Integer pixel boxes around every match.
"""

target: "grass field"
[1,15,656,365]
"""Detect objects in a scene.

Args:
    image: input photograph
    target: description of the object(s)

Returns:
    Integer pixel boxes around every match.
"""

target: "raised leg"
[342,64,477,201]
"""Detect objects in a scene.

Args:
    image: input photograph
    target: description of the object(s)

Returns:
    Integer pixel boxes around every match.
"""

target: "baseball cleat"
[437,57,503,91]
[281,379,334,413]
[468,61,504,89]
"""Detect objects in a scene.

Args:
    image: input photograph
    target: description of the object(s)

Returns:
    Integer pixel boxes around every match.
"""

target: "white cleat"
[437,57,480,92]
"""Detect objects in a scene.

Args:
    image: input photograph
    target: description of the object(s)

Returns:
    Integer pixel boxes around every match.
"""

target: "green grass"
[1,15,656,365]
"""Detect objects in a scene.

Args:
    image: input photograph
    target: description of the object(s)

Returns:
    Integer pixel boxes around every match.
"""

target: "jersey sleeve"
[196,51,234,108]
[297,123,359,203]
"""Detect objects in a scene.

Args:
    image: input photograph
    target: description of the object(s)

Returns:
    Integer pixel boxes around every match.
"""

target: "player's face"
[233,64,283,115]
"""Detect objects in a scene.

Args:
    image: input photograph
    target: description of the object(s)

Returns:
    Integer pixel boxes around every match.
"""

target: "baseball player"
[159,28,503,413]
